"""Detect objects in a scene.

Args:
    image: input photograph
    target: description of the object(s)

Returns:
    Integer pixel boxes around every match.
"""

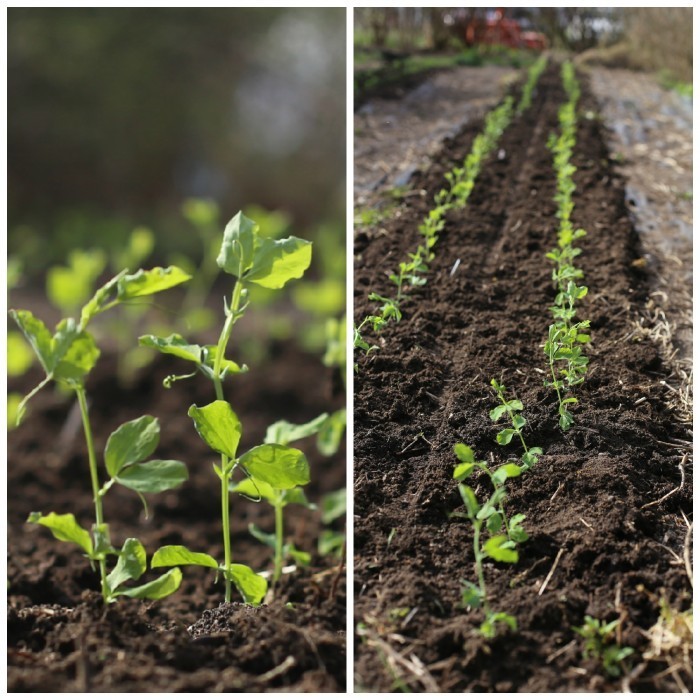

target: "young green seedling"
[143,212,313,605]
[451,443,525,638]
[231,415,327,585]
[489,379,542,470]
[11,265,191,603]
[573,615,634,677]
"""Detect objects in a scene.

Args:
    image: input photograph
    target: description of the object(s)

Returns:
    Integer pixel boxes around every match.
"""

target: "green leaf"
[115,460,188,494]
[496,428,515,445]
[238,444,310,489]
[104,415,160,477]
[27,512,93,555]
[106,538,147,592]
[512,414,526,430]
[115,567,182,600]
[283,487,314,509]
[453,443,475,463]
[216,211,258,276]
[489,405,507,421]
[480,611,517,638]
[492,463,522,485]
[506,400,524,412]
[453,462,474,482]
[288,546,311,566]
[264,413,329,446]
[188,401,242,459]
[245,236,312,289]
[321,488,346,523]
[117,266,191,299]
[202,346,248,375]
[151,545,219,569]
[460,580,484,608]
[79,270,128,327]
[476,504,497,521]
[486,512,503,534]
[318,530,345,557]
[231,477,276,504]
[10,310,54,373]
[53,329,100,384]
[248,523,275,548]
[317,410,346,457]
[139,334,203,364]
[483,535,518,563]
[458,484,479,518]
[222,564,267,605]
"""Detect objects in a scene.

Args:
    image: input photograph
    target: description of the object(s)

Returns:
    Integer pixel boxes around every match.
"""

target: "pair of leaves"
[217,212,312,289]
[27,514,181,602]
[265,410,346,458]
[139,333,247,380]
[151,546,267,605]
[189,401,310,489]
[104,415,188,495]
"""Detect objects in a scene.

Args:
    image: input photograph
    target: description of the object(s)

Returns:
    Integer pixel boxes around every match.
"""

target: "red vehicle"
[466,8,547,51]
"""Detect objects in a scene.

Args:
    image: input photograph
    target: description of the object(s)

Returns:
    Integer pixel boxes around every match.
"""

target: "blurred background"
[7,7,347,421]
[354,7,692,101]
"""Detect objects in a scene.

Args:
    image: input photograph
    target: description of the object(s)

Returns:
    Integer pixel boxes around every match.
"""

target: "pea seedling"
[573,615,634,677]
[451,443,526,638]
[11,266,191,603]
[143,212,313,604]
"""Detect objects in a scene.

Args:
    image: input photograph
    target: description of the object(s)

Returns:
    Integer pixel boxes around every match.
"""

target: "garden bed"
[8,343,346,692]
[354,64,691,692]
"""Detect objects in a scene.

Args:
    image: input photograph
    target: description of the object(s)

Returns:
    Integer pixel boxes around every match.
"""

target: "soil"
[353,63,692,692]
[7,340,346,692]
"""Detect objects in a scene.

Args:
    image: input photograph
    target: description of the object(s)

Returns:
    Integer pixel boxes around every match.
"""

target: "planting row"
[353,57,548,363]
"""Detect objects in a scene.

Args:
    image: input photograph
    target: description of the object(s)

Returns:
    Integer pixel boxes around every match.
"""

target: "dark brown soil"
[353,64,692,692]
[8,342,346,692]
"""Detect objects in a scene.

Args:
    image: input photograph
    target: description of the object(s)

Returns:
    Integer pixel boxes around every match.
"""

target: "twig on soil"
[257,655,296,683]
[550,482,564,502]
[545,639,576,663]
[641,454,687,510]
[330,540,346,601]
[538,547,564,596]
[580,518,593,530]
[366,633,440,693]
[682,517,692,586]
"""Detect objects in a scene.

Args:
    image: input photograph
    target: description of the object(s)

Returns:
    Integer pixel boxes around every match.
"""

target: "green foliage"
[146,211,317,602]
[543,62,591,431]
[15,265,190,603]
[451,440,527,638]
[516,54,548,114]
[573,616,634,677]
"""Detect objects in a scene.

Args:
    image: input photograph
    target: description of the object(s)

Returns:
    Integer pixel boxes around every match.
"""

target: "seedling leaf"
[454,443,475,463]
[104,415,160,477]
[496,428,515,445]
[248,523,276,548]
[320,488,346,523]
[115,460,188,494]
[139,334,203,364]
[460,580,484,608]
[27,512,93,555]
[483,535,518,563]
[264,413,330,446]
[317,410,346,457]
[152,545,219,569]
[222,564,268,605]
[453,462,475,481]
[217,211,258,276]
[9,310,54,373]
[117,266,191,299]
[231,477,275,503]
[52,329,100,384]
[458,484,479,518]
[106,538,147,592]
[238,444,310,489]
[116,567,183,600]
[492,463,522,485]
[188,401,242,459]
[245,236,312,289]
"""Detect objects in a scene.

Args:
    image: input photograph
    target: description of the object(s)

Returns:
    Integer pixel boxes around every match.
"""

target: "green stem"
[220,455,232,603]
[76,387,108,601]
[212,278,244,401]
[472,519,489,615]
[273,501,284,585]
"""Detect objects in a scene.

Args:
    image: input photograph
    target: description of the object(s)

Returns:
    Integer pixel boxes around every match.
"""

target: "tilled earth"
[8,344,346,692]
[354,63,692,692]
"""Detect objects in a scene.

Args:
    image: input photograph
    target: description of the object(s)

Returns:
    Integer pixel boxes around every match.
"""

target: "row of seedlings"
[354,57,549,361]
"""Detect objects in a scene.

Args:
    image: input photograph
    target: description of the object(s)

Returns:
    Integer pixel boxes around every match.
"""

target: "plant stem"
[472,519,489,615]
[273,501,284,585]
[220,456,232,603]
[212,278,244,401]
[76,387,108,601]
